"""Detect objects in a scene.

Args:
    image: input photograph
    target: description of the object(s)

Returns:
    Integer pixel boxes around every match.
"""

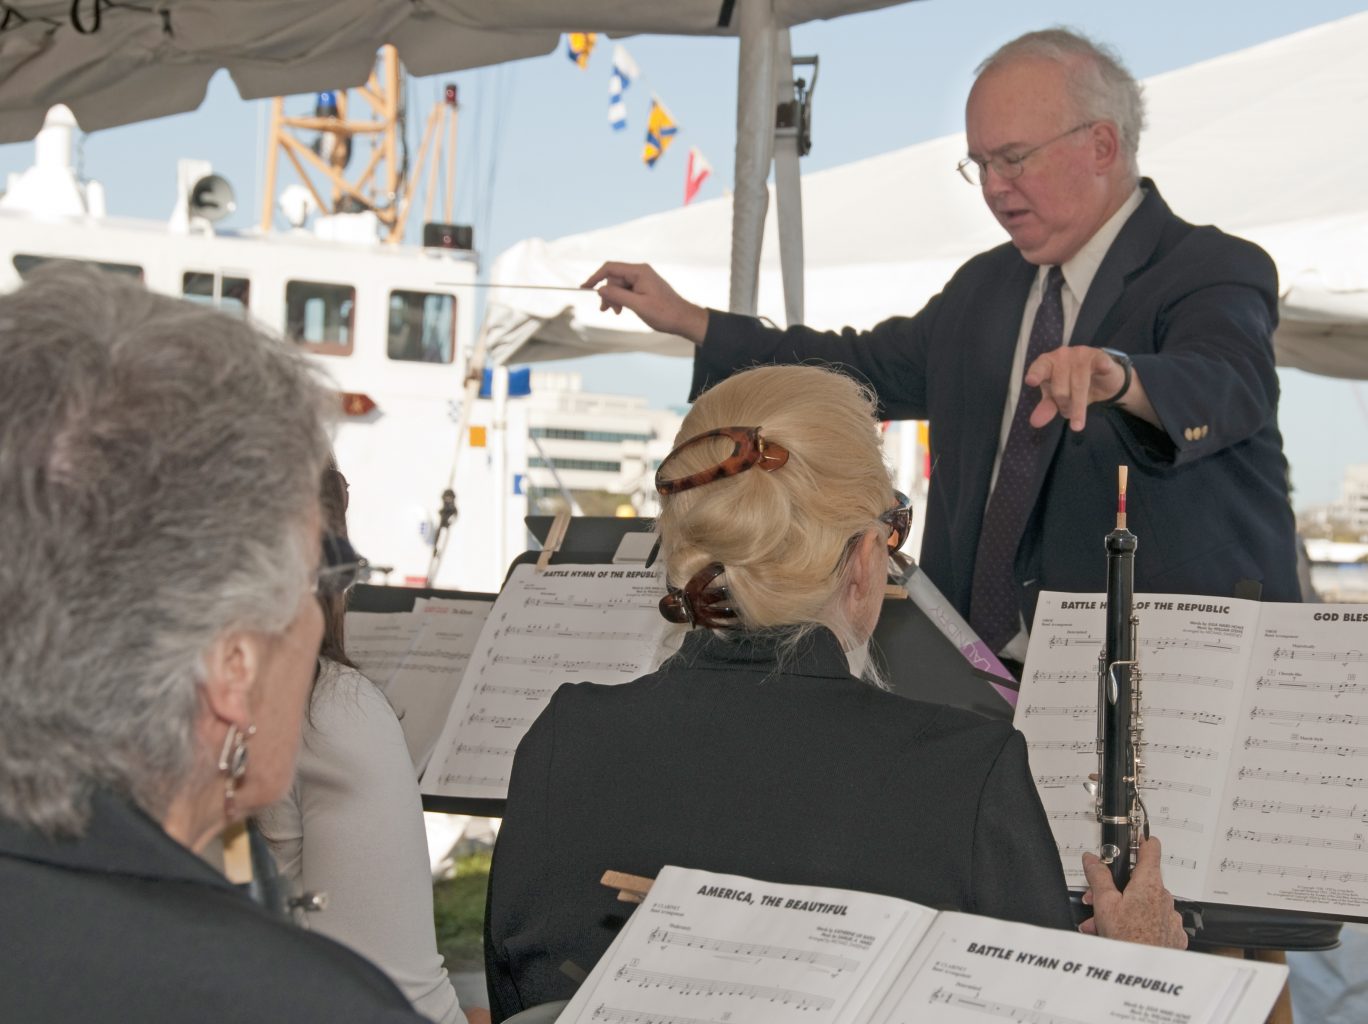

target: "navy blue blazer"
[693,183,1300,625]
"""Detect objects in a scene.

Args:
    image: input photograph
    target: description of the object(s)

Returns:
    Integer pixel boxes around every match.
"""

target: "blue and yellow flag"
[565,32,597,69]
[642,98,678,167]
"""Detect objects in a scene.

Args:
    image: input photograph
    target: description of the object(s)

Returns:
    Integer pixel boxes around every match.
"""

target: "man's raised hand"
[581,261,709,344]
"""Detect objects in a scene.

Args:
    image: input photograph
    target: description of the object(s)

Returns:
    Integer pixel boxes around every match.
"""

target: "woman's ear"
[845,527,884,606]
[200,631,260,729]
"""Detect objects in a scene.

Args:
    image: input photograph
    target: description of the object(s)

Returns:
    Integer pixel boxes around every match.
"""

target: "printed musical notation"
[1219,858,1368,885]
[421,564,681,800]
[1145,670,1232,690]
[475,682,546,699]
[435,772,508,789]
[591,1007,714,1024]
[1145,777,1212,797]
[560,865,1291,1024]
[1244,736,1368,758]
[1255,676,1368,698]
[1231,796,1368,824]
[1027,669,1091,685]
[614,966,833,1011]
[467,710,529,728]
[647,928,859,974]
[1019,591,1368,915]
[1249,707,1368,727]
[505,623,643,642]
[1031,739,1093,753]
[1047,635,1100,648]
[1150,814,1205,834]
[1144,635,1236,654]
[927,987,1091,1024]
[1022,704,1224,726]
[1148,742,1217,761]
[1225,827,1366,854]
[1273,647,1367,664]
[1238,767,1368,789]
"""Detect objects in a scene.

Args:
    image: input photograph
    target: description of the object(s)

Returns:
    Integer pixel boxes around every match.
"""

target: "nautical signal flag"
[642,98,678,167]
[684,146,713,205]
[565,32,597,69]
[608,45,639,130]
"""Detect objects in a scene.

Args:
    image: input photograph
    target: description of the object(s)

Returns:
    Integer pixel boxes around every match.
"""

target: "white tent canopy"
[0,0,903,141]
[484,11,1368,379]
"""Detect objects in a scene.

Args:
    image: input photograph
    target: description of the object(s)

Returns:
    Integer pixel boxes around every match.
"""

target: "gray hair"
[0,263,333,836]
[977,27,1146,174]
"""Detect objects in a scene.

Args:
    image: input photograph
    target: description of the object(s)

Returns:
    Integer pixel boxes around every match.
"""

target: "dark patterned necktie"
[969,266,1065,654]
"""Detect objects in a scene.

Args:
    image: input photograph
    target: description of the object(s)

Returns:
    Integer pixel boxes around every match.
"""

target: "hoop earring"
[218,723,257,822]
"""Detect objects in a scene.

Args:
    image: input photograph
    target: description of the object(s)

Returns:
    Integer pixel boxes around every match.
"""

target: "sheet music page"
[1207,602,1368,915]
[345,611,424,689]
[1016,593,1260,898]
[558,866,936,1024]
[420,563,683,801]
[870,910,1286,1024]
[379,599,492,776]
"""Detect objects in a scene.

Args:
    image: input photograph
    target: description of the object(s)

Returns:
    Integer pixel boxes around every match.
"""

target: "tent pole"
[729,0,778,316]
[772,28,805,326]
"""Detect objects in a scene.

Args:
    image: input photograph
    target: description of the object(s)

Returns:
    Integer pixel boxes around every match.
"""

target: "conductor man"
[584,28,1299,668]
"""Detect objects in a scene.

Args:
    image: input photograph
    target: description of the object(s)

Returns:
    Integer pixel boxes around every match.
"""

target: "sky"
[2,0,1366,507]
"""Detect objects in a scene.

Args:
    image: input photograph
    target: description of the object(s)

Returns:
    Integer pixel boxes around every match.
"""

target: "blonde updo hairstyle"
[657,364,893,649]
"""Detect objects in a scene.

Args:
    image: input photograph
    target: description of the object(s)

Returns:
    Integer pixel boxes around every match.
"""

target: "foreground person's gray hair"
[0,263,332,836]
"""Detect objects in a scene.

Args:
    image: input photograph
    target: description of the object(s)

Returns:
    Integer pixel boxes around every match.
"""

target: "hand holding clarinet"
[1080,468,1187,949]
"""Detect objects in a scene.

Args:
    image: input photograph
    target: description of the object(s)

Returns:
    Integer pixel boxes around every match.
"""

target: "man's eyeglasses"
[315,533,370,596]
[956,122,1094,186]
[655,426,790,496]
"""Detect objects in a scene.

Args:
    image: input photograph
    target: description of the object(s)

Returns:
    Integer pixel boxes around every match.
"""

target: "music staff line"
[1255,677,1368,698]
[1238,767,1368,790]
[591,1007,716,1024]
[1249,707,1368,727]
[1225,827,1365,854]
[612,966,832,1011]
[1024,705,1225,726]
[1272,647,1367,664]
[1030,669,1231,690]
[929,987,1093,1024]
[1244,737,1368,759]
[1231,795,1368,824]
[647,927,859,974]
[1220,858,1368,884]
[1046,634,1236,653]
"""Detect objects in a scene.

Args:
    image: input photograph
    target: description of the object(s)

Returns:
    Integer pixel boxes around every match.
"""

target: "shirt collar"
[1049,184,1145,302]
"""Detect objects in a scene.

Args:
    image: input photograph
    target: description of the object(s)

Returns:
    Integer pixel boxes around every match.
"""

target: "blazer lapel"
[1072,180,1170,348]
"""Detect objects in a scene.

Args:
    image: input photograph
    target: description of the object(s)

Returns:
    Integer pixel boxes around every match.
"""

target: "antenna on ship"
[259,45,470,248]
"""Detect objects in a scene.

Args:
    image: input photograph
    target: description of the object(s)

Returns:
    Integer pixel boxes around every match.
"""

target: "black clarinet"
[1096,466,1146,889]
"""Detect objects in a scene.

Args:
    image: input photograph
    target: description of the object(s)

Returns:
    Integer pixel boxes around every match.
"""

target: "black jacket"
[0,791,423,1023]
[484,628,1071,1020]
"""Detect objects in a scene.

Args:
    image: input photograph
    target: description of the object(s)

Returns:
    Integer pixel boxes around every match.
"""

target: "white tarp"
[484,11,1368,380]
[0,0,906,143]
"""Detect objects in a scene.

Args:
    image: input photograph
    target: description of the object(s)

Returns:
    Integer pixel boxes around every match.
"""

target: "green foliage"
[433,850,491,970]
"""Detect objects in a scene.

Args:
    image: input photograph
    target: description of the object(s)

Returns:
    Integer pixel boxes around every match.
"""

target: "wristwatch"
[1098,348,1133,406]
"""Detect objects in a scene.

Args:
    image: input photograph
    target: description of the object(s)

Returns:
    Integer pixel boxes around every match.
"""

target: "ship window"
[13,254,143,280]
[285,280,354,356]
[182,272,250,313]
[387,290,455,363]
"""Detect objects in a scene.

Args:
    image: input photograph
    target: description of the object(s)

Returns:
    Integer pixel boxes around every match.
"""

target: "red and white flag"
[684,146,712,205]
